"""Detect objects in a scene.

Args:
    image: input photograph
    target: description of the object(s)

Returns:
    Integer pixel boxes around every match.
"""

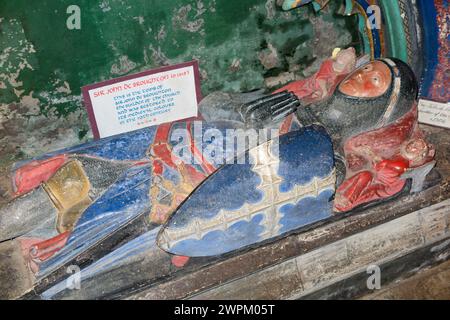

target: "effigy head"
[339,60,392,98]
[314,58,419,145]
[338,58,419,104]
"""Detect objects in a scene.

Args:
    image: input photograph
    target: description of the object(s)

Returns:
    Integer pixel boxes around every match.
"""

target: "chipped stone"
[258,43,280,70]
[110,55,137,75]
[172,5,204,33]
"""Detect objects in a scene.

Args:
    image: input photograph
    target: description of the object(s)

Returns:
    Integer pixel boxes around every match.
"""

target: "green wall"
[0,0,359,167]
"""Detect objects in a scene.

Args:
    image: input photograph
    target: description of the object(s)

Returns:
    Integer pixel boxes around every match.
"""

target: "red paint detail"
[279,114,294,135]
[171,255,190,268]
[337,171,373,205]
[274,60,348,105]
[152,121,209,186]
[374,158,409,185]
[335,170,406,212]
[29,231,71,262]
[18,232,71,274]
[335,105,435,212]
[13,155,68,196]
[186,121,216,175]
[184,165,208,186]
[153,123,178,169]
[133,160,151,166]
[153,159,164,175]
[344,105,418,161]
[19,237,44,274]
[346,153,368,171]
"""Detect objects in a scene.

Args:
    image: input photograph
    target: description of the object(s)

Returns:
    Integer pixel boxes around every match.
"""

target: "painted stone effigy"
[0,50,336,271]
[2,50,433,268]
[158,56,436,257]
[0,0,444,298]
[1,46,435,270]
[309,58,436,212]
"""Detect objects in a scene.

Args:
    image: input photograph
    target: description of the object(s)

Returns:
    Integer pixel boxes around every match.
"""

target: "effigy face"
[339,61,392,98]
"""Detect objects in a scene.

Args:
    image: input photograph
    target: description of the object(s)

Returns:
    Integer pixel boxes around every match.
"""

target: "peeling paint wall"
[0,0,359,175]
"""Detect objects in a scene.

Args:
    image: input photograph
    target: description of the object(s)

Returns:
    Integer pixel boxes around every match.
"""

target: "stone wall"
[0,0,359,196]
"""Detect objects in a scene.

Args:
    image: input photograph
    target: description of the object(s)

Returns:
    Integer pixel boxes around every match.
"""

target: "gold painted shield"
[43,160,92,233]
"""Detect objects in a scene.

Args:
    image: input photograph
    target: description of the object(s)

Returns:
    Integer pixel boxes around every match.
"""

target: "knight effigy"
[0,0,447,299]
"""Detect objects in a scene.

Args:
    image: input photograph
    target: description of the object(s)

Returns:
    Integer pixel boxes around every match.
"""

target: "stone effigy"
[0,0,444,299]
[0,46,436,273]
[158,56,436,256]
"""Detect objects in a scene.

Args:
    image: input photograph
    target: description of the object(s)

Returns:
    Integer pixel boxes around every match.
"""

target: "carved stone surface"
[0,0,446,300]
[158,127,336,257]
[0,54,441,300]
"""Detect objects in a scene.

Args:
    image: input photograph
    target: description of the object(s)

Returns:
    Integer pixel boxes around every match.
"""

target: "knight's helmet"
[304,58,419,149]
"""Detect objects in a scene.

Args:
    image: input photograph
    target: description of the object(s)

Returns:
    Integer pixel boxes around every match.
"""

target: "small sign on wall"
[418,99,450,129]
[82,61,202,139]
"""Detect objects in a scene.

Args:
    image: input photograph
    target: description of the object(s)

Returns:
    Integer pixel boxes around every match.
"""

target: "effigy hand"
[274,47,356,105]
[238,91,301,128]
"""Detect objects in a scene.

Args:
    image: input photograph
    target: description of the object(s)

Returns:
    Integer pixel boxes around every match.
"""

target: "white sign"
[83,61,201,139]
[418,99,450,129]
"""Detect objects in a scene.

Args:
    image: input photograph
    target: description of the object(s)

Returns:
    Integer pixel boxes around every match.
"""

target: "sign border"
[82,60,202,140]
